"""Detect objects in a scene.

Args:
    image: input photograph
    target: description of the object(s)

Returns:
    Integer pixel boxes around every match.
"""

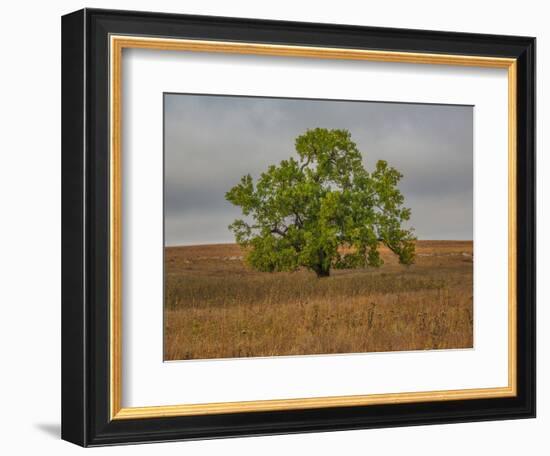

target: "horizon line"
[165,239,474,248]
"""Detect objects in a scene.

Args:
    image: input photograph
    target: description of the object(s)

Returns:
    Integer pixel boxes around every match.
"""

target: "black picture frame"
[62,8,536,447]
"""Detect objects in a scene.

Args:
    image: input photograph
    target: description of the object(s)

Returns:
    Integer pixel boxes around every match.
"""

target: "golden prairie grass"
[164,241,473,360]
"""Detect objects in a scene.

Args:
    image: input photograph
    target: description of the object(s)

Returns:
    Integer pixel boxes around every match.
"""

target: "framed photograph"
[61,8,535,446]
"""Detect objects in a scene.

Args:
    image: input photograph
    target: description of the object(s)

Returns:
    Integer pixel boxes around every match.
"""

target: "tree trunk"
[315,268,330,278]
[314,249,331,277]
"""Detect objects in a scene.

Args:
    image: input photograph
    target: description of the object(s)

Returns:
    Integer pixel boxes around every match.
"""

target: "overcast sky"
[164,93,473,246]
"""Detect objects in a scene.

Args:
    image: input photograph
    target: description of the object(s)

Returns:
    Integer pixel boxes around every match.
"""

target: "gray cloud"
[164,94,473,246]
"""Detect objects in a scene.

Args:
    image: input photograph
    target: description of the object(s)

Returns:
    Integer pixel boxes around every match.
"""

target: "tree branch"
[293,212,303,228]
[300,156,311,172]
[271,226,288,237]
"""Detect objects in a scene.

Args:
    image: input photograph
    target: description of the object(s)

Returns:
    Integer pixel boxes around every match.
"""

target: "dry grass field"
[164,241,473,361]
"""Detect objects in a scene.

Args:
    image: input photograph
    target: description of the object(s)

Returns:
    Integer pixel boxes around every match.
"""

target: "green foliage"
[225,128,416,277]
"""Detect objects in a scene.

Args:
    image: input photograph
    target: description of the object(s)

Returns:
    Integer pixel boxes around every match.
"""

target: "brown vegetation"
[164,241,473,360]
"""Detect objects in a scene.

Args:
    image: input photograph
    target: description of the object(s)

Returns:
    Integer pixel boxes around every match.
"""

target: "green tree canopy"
[225,128,415,277]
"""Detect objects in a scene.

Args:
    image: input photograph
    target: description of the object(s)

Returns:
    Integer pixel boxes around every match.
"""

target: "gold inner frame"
[109,35,518,420]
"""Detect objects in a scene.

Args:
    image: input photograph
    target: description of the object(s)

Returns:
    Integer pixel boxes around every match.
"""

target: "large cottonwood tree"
[226,128,415,277]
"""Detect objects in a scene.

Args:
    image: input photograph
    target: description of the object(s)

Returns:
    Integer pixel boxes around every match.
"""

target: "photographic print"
[163,93,473,361]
